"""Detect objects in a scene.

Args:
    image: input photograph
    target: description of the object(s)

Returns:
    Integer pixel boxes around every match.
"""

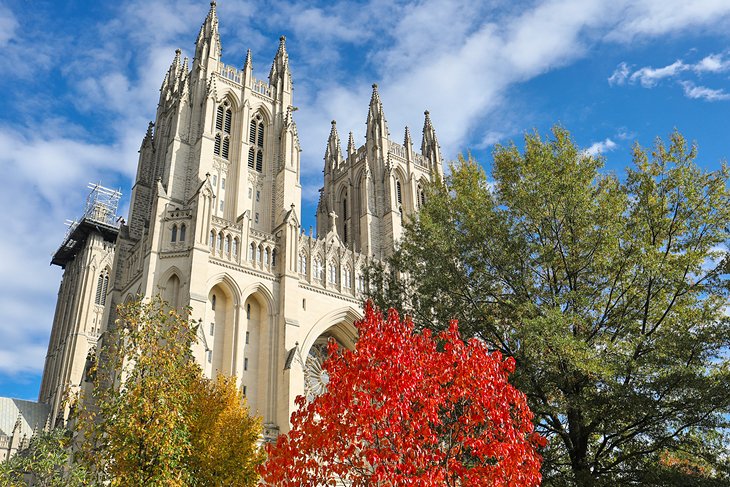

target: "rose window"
[303,343,330,402]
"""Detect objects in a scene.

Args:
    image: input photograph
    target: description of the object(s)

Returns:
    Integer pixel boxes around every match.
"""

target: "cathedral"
[37,1,443,440]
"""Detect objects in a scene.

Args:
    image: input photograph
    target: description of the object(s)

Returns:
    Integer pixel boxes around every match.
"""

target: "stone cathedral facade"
[39,1,443,437]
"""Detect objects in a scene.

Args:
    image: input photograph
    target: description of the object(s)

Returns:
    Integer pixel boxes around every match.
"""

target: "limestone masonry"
[37,1,443,441]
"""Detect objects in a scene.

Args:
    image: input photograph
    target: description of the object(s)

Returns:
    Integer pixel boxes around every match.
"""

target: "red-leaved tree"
[260,303,545,486]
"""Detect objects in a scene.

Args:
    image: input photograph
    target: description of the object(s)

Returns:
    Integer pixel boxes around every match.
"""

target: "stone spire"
[194,1,222,65]
[140,121,154,150]
[161,49,184,95]
[366,83,388,141]
[244,48,253,70]
[347,131,356,158]
[325,120,342,172]
[269,35,292,93]
[404,126,412,148]
[421,110,443,177]
[12,413,22,435]
[242,48,253,85]
[161,49,180,89]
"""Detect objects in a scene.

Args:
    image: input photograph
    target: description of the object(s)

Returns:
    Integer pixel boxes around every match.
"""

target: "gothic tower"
[40,185,120,425]
[316,84,443,259]
[40,2,444,436]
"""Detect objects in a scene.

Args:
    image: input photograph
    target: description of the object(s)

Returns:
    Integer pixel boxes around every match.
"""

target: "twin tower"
[40,1,443,437]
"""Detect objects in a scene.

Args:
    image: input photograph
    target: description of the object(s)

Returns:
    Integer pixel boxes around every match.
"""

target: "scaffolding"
[82,183,122,227]
[63,183,122,238]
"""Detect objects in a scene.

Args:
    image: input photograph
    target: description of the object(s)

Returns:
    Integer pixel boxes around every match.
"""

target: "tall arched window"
[396,180,402,205]
[179,224,186,242]
[209,230,215,248]
[249,243,256,262]
[214,101,232,160]
[329,262,337,284]
[95,269,109,306]
[314,257,324,280]
[418,184,426,208]
[171,224,177,242]
[344,267,352,288]
[233,238,239,258]
[248,113,265,172]
[299,253,307,275]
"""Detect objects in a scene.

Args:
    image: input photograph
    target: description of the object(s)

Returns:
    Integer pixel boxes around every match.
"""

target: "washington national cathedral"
[37,1,443,439]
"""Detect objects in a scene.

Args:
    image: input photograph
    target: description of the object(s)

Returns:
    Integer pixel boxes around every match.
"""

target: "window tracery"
[248,113,265,172]
[214,101,233,160]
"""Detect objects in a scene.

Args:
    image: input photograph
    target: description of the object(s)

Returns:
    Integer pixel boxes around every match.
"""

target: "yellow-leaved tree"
[188,375,264,486]
[73,296,263,486]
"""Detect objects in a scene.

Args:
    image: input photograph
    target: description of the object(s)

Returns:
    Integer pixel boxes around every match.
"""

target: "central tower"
[41,1,444,436]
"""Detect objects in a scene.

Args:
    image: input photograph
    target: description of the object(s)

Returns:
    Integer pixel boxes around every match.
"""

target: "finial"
[372,83,378,90]
[331,120,336,126]
[175,48,181,56]
[205,172,211,179]
[423,110,433,131]
[291,203,295,210]
[280,35,286,43]
[210,1,216,7]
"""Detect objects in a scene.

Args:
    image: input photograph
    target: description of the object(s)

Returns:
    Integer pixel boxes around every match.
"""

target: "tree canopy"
[0,428,90,487]
[260,302,544,486]
[73,296,263,486]
[367,127,730,486]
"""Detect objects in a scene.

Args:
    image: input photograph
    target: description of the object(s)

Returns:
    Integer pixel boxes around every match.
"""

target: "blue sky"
[2,0,730,401]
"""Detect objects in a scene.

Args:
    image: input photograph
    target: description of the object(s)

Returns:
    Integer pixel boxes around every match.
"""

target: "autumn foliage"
[74,297,263,486]
[260,302,545,486]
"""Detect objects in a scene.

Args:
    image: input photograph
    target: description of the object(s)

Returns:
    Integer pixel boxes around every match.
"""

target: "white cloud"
[608,62,631,85]
[679,81,730,101]
[0,5,18,46]
[585,138,617,156]
[630,60,688,87]
[693,53,730,73]
[607,0,730,41]
[609,52,730,100]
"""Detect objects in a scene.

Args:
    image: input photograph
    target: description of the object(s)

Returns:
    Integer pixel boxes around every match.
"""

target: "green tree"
[0,428,91,487]
[74,296,263,486]
[368,127,730,486]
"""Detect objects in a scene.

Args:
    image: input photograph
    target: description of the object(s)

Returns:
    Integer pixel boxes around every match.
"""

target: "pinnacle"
[423,109,433,131]
[277,35,287,54]
[369,82,382,108]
